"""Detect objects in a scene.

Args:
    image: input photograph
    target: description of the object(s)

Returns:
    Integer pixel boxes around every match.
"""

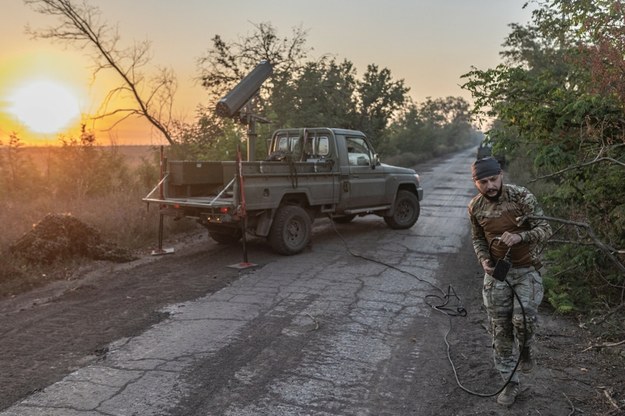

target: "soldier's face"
[475,173,503,200]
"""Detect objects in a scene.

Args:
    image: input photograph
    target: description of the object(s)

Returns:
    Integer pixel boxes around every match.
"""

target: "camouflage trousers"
[482,267,544,383]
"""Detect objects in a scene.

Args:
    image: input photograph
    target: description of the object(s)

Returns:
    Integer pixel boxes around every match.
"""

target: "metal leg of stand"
[158,214,164,251]
[241,216,249,263]
[151,213,174,256]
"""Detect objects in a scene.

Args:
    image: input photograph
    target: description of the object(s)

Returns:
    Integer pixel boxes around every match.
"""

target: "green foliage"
[269,58,358,129]
[194,22,472,162]
[356,64,409,148]
[49,126,129,199]
[197,22,309,102]
[462,0,625,318]
[382,97,479,160]
[542,243,621,314]
[134,154,160,190]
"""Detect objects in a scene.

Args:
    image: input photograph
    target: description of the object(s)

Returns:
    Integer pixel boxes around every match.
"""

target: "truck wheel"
[384,190,420,229]
[269,205,312,255]
[208,228,242,245]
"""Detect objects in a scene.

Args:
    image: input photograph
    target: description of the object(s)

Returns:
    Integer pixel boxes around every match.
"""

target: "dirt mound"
[9,213,137,264]
[0,257,26,283]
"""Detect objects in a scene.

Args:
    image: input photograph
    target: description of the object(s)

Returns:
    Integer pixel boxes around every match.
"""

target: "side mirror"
[373,153,380,168]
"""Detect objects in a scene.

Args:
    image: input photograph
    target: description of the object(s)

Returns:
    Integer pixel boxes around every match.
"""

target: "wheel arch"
[386,184,420,216]
[254,192,312,237]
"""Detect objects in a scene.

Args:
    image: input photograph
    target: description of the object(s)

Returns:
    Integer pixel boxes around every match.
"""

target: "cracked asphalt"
[2,148,618,415]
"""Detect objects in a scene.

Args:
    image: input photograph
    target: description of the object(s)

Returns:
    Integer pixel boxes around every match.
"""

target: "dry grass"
[0,144,201,297]
[1,184,198,254]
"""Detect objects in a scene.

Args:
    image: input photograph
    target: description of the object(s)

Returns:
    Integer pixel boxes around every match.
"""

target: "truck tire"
[268,205,312,255]
[384,190,420,229]
[208,227,242,245]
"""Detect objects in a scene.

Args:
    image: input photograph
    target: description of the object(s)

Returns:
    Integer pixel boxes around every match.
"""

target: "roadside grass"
[0,145,200,297]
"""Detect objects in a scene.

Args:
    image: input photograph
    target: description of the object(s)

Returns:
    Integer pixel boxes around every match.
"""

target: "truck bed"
[144,159,337,210]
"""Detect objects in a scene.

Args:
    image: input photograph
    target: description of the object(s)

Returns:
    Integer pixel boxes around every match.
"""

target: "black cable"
[328,217,447,297]
[329,217,528,398]
[446,280,528,397]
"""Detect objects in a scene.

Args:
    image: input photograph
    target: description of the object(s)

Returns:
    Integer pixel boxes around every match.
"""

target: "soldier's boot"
[520,346,534,373]
[497,381,520,407]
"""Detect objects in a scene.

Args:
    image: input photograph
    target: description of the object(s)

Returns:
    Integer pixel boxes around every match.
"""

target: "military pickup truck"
[144,127,423,255]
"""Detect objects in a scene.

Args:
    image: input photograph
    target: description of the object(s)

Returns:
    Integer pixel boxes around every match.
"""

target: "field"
[0,144,199,297]
[22,144,159,170]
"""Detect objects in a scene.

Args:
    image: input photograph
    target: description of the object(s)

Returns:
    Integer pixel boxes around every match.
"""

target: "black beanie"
[472,157,501,181]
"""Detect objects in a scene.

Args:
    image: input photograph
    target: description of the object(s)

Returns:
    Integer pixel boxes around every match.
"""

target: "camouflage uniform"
[468,184,552,382]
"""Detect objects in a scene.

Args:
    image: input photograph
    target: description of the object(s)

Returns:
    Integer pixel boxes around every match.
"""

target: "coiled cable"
[329,218,528,398]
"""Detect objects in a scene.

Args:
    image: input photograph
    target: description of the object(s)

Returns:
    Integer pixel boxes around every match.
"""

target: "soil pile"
[0,257,25,284]
[9,213,137,264]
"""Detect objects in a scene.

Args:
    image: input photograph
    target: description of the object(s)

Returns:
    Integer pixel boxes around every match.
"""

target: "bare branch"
[547,239,599,246]
[582,339,625,352]
[529,157,625,183]
[24,0,176,145]
[603,388,622,411]
[592,303,625,326]
[91,108,140,119]
[518,214,625,276]
[97,111,139,130]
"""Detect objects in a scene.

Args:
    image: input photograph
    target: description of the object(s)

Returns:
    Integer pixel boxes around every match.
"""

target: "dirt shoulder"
[437,238,625,415]
[0,231,247,410]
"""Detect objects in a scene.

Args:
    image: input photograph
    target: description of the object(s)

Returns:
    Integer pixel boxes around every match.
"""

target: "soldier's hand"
[500,232,522,247]
[481,259,494,276]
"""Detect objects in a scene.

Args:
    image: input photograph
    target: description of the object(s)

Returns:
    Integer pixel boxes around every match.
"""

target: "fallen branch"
[592,303,625,326]
[581,339,625,352]
[562,392,577,416]
[603,388,621,411]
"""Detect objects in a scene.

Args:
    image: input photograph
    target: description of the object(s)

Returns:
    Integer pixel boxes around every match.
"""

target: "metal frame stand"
[151,145,175,256]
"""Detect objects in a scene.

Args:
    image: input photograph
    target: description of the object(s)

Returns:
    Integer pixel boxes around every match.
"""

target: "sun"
[7,79,82,135]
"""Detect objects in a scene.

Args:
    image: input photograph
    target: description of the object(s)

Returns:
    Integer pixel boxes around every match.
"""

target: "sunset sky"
[1,0,534,146]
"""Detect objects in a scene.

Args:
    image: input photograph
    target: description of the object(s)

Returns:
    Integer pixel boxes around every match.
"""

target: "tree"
[461,0,625,319]
[197,23,412,156]
[192,22,311,159]
[197,21,309,108]
[269,58,358,129]
[356,64,409,148]
[25,0,177,144]
[384,96,476,160]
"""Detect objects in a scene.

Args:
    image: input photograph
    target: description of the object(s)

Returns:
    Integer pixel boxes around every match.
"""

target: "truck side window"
[274,135,303,154]
[302,135,331,161]
[317,137,329,156]
[346,137,371,166]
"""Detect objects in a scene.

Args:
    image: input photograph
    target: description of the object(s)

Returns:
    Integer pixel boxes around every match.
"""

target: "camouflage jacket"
[468,184,552,268]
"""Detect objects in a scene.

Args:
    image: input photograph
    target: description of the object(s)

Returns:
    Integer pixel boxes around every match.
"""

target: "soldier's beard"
[483,185,502,201]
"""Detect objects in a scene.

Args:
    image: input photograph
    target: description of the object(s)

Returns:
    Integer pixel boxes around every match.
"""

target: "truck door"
[344,136,386,208]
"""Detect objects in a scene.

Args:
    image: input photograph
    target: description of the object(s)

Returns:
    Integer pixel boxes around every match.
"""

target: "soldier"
[467,157,552,407]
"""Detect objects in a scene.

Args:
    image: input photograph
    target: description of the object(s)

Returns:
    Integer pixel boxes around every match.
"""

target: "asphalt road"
[4,148,606,415]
